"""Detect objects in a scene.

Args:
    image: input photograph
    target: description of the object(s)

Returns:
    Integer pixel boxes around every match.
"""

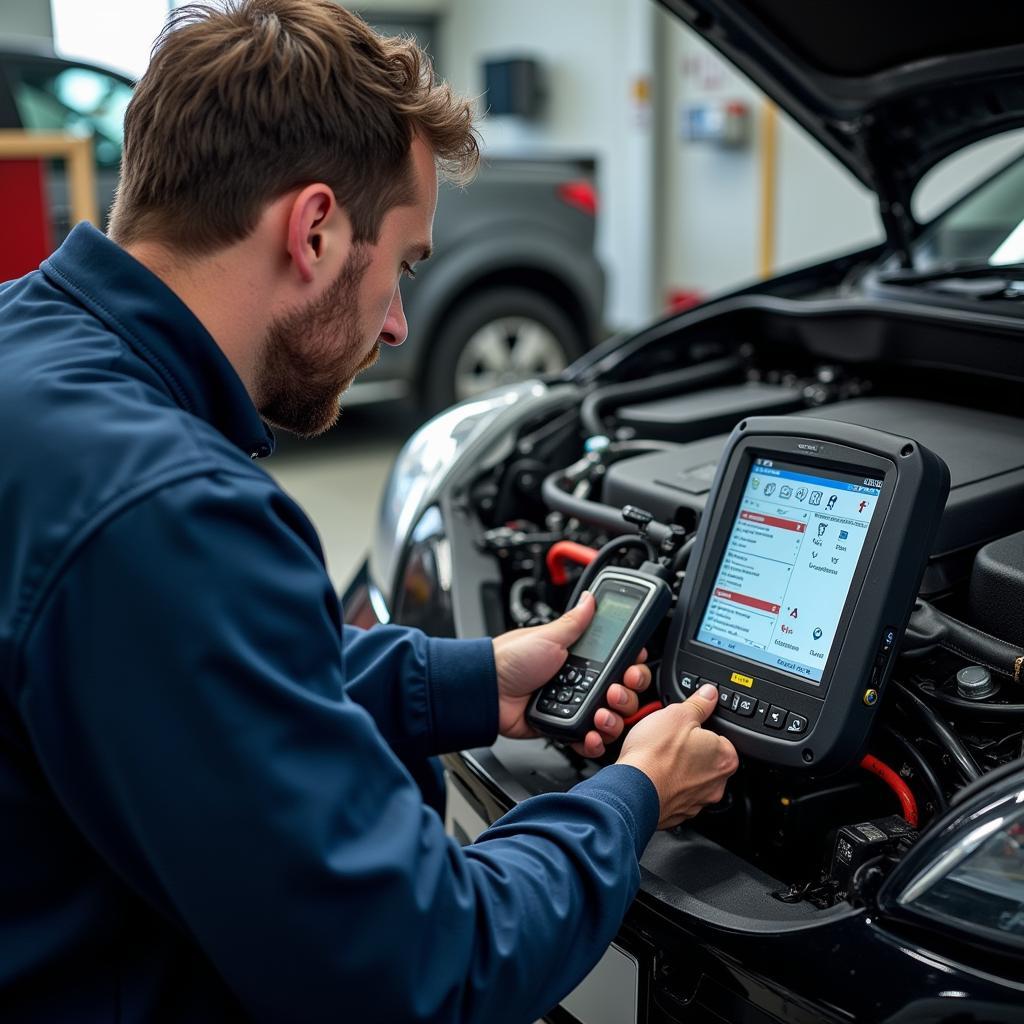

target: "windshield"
[911,155,1024,270]
[8,62,132,169]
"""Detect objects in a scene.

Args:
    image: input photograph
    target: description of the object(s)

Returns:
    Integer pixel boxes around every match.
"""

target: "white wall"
[774,116,880,272]
[655,16,1024,304]
[656,8,760,300]
[51,0,172,78]
[355,0,448,12]
[0,0,53,43]
[656,14,880,303]
[440,0,658,330]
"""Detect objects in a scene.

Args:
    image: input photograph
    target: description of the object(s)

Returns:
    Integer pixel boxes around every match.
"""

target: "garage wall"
[774,116,880,273]
[3,1,53,43]
[656,14,880,303]
[54,1,178,78]
[656,18,1024,306]
[439,0,658,331]
[354,0,446,12]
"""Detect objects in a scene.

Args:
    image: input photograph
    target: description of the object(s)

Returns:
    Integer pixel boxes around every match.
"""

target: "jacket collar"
[42,223,275,459]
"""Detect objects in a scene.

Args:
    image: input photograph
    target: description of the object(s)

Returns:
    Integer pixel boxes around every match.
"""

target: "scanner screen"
[695,458,882,682]
[571,585,644,664]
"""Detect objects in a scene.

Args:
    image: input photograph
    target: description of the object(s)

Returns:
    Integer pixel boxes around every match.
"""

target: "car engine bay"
[401,296,1024,922]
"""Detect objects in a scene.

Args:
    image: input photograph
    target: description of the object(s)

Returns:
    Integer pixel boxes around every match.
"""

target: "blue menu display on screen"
[695,458,882,682]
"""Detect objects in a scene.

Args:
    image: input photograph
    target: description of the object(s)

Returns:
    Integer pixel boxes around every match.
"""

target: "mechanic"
[0,2,738,1022]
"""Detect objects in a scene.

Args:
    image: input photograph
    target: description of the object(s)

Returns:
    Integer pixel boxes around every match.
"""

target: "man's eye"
[401,262,417,280]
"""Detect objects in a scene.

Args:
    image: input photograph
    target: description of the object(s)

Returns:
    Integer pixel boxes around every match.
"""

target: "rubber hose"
[892,680,982,784]
[580,356,743,437]
[882,725,948,812]
[903,599,1024,684]
[860,754,920,827]
[541,439,690,536]
[541,469,637,535]
[566,535,653,609]
[671,536,697,576]
[912,684,1024,718]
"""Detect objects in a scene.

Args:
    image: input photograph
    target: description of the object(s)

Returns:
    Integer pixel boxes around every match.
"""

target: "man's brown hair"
[109,0,478,254]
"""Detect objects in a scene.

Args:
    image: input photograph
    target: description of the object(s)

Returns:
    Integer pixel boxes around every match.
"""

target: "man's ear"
[285,184,353,284]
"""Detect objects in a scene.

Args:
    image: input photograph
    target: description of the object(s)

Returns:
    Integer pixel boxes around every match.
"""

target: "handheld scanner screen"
[571,587,644,664]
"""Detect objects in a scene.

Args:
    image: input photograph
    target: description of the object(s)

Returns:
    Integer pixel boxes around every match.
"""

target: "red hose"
[624,701,663,727]
[545,541,598,585]
[860,754,919,827]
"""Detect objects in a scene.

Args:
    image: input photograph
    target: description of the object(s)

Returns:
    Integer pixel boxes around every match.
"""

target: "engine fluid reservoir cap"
[955,664,998,701]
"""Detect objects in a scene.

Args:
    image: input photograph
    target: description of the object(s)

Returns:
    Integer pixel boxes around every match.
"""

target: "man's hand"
[617,684,739,829]
[492,592,652,758]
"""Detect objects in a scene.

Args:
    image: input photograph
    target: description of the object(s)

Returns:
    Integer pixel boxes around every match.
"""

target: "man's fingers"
[677,683,720,725]
[539,590,596,648]
[623,664,651,692]
[605,683,639,717]
[595,708,625,742]
[572,730,606,759]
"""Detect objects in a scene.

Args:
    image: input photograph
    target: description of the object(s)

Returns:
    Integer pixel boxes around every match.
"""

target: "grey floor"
[265,405,422,593]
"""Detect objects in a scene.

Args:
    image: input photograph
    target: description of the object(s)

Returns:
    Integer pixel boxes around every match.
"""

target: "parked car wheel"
[424,287,586,412]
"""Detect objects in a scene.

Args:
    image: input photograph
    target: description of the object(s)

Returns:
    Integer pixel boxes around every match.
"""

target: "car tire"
[423,287,587,414]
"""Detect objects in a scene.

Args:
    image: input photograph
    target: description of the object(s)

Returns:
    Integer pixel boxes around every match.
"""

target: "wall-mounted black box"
[483,57,543,119]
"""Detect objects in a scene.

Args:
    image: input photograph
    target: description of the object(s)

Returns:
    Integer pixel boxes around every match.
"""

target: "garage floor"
[265,405,420,593]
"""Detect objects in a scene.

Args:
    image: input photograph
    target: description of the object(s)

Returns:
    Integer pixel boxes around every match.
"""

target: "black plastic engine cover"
[615,381,805,441]
[602,397,1024,595]
[970,530,1024,649]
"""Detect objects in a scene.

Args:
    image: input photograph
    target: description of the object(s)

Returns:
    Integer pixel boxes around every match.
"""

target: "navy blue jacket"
[0,224,658,1023]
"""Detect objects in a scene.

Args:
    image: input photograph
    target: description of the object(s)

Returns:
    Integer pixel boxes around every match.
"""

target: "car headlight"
[369,381,548,614]
[884,770,1024,951]
[389,505,456,636]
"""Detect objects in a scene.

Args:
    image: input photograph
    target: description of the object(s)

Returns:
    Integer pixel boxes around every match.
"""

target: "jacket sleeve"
[339,623,499,759]
[17,469,660,1024]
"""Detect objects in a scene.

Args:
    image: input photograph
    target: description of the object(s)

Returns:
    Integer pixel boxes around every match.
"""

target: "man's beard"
[255,246,377,438]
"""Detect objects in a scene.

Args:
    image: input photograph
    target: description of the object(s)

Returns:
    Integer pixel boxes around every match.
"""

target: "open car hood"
[659,0,1024,257]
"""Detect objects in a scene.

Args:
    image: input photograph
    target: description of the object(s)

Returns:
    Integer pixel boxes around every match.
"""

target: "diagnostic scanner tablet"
[664,417,949,772]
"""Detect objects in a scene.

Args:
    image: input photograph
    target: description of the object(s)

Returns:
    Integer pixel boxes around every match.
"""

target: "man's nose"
[379,286,408,347]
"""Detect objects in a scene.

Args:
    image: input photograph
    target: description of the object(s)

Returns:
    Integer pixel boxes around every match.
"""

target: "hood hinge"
[877,188,917,270]
[866,116,919,269]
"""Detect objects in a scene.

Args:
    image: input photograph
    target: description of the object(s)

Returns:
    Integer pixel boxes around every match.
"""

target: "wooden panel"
[0,131,98,281]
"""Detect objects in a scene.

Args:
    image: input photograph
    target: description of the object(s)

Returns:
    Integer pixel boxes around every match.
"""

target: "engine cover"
[601,397,1024,594]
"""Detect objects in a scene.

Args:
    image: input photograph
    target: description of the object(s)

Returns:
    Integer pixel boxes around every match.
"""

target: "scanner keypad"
[539,658,598,720]
[686,670,817,740]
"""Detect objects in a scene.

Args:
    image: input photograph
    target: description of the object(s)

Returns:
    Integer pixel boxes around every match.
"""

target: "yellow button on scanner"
[729,672,754,689]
